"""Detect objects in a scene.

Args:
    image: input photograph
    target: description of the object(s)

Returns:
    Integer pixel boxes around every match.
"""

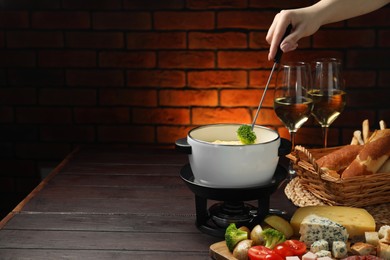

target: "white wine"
[308,89,346,127]
[274,97,313,132]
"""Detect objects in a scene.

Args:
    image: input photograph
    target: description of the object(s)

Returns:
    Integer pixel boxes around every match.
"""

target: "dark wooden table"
[0,147,296,259]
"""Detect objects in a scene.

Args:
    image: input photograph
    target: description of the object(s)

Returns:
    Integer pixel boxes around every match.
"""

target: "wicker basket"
[288,145,390,208]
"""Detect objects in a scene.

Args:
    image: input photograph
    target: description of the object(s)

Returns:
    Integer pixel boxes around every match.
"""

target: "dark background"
[1,0,390,218]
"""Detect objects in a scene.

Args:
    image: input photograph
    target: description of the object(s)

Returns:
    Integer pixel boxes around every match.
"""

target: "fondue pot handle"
[278,138,292,156]
[175,138,192,154]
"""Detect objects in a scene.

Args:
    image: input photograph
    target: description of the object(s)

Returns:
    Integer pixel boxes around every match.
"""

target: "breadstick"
[350,136,359,145]
[362,119,370,144]
[380,120,386,130]
[354,130,364,145]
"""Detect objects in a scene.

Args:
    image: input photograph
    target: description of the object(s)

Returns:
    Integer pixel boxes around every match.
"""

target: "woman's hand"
[266,8,321,61]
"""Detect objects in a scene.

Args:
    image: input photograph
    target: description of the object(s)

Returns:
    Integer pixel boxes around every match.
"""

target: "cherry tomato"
[248,246,284,260]
[274,240,307,257]
[274,244,294,258]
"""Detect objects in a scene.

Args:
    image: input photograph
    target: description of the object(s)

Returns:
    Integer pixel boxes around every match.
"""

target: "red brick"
[348,8,390,27]
[0,88,36,105]
[0,11,29,28]
[127,32,186,50]
[38,50,96,68]
[347,50,390,69]
[218,51,269,69]
[159,89,218,106]
[14,143,71,159]
[158,51,214,69]
[217,11,274,29]
[346,89,390,108]
[98,126,154,143]
[333,109,376,127]
[192,107,251,124]
[157,126,193,144]
[40,126,95,142]
[378,110,390,124]
[32,11,90,29]
[100,89,157,106]
[7,31,63,48]
[67,69,124,87]
[39,89,97,106]
[187,0,247,9]
[188,70,247,88]
[127,70,185,87]
[1,0,60,9]
[0,107,13,123]
[249,0,312,8]
[220,89,274,107]
[66,32,124,48]
[0,50,35,67]
[281,50,343,63]
[124,0,184,9]
[249,70,277,88]
[93,12,151,30]
[154,11,214,30]
[379,70,390,88]
[189,32,247,49]
[133,108,190,124]
[379,29,390,47]
[62,0,121,9]
[249,31,269,49]
[344,70,376,88]
[8,69,64,86]
[16,108,72,124]
[250,31,311,49]
[313,30,375,48]
[74,107,129,124]
[252,108,282,126]
[99,51,155,68]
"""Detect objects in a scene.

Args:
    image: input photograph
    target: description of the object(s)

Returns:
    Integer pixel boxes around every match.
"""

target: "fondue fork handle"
[251,24,293,130]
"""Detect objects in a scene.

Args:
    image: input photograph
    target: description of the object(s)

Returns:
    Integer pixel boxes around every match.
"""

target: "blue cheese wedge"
[315,250,332,258]
[299,214,349,246]
[310,239,329,253]
[332,241,348,258]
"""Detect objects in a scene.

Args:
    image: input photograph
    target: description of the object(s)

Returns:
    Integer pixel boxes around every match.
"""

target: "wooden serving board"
[209,241,237,260]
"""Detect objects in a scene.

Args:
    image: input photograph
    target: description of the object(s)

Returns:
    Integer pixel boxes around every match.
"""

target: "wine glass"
[274,62,313,179]
[309,58,346,148]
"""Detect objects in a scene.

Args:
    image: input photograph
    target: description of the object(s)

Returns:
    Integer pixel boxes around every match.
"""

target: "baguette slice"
[317,145,363,172]
[342,135,390,178]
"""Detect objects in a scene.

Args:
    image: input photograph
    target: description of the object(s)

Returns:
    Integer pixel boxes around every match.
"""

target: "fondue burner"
[180,164,287,237]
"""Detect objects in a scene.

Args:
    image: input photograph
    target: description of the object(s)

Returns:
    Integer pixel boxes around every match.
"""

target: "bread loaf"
[378,159,390,173]
[342,135,390,178]
[316,145,363,172]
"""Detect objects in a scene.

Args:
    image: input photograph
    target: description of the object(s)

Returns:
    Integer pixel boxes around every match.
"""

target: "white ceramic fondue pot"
[176,124,291,188]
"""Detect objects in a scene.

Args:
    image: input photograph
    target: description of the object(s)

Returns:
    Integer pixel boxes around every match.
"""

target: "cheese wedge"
[290,206,375,237]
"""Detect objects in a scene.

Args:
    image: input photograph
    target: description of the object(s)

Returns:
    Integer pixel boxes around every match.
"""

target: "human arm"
[266,0,390,61]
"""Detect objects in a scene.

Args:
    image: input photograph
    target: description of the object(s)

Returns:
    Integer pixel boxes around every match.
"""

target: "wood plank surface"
[0,147,296,259]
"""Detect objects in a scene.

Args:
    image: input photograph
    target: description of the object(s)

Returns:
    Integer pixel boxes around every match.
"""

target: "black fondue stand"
[176,138,291,238]
[180,164,287,237]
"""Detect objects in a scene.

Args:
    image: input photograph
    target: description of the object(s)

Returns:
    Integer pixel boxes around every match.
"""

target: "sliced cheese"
[290,206,375,237]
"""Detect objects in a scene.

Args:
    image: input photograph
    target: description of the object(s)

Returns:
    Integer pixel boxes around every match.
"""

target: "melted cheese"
[290,206,376,237]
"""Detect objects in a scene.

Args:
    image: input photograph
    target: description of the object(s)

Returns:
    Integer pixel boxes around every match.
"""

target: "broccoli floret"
[262,228,286,249]
[225,223,248,252]
[237,125,256,144]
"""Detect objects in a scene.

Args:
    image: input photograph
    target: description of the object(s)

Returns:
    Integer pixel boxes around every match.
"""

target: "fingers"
[267,11,294,61]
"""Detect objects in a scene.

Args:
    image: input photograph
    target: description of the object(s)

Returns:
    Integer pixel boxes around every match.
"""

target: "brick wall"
[1,0,390,217]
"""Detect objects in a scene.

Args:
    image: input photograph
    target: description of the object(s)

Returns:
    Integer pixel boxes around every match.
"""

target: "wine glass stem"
[322,126,329,148]
[288,131,296,180]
